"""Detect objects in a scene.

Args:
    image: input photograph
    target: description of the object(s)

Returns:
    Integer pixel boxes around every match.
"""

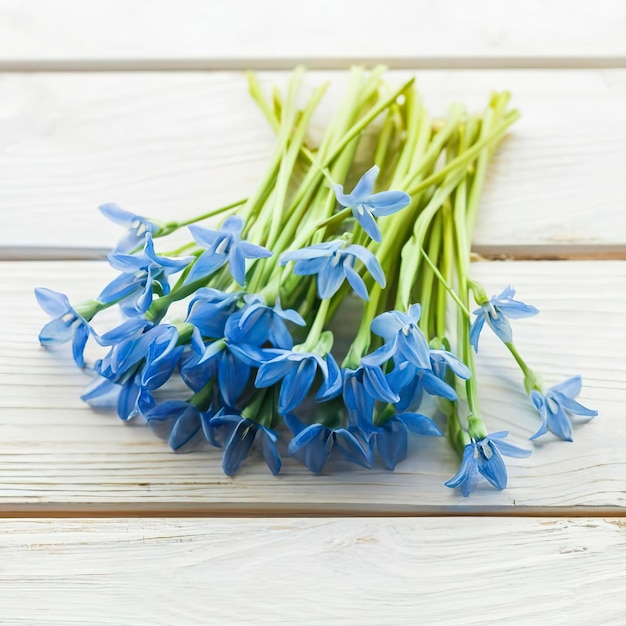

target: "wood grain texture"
[0,0,624,68]
[1,517,625,625]
[1,260,624,512]
[1,70,625,254]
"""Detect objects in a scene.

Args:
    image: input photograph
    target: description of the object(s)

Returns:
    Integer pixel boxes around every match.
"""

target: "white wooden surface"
[1,518,625,625]
[1,1,625,623]
[0,0,624,68]
[0,70,625,252]
[1,260,622,512]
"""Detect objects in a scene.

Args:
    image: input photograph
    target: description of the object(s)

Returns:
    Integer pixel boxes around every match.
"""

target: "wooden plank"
[0,260,623,513]
[0,0,624,68]
[0,70,625,254]
[1,518,625,625]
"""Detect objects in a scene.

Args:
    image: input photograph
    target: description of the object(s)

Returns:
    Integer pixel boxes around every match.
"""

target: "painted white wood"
[0,0,624,66]
[0,260,623,511]
[1,517,625,625]
[0,70,625,253]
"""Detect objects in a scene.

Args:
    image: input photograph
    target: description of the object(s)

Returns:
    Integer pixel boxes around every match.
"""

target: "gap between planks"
[2,245,625,262]
[1,57,626,72]
[1,505,626,519]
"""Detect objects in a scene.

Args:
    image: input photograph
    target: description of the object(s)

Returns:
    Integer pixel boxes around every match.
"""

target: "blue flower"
[82,324,182,420]
[285,413,372,473]
[226,296,305,349]
[187,311,283,406]
[180,349,218,392]
[280,240,386,300]
[34,288,92,367]
[445,432,531,497]
[530,376,597,442]
[81,372,154,422]
[185,288,242,339]
[208,410,281,476]
[376,412,443,471]
[186,216,271,286]
[388,349,471,412]
[332,165,410,242]
[98,234,193,314]
[143,400,203,452]
[93,317,153,347]
[470,285,539,352]
[362,304,430,369]
[99,203,160,252]
[255,349,342,414]
[343,364,399,437]
[190,339,251,407]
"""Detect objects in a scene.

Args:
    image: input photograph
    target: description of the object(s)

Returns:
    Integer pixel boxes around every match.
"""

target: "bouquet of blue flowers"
[35,67,596,495]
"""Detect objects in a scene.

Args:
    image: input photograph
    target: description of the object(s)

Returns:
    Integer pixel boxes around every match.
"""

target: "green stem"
[504,342,543,394]
[299,298,331,352]
[405,111,519,197]
[173,198,247,229]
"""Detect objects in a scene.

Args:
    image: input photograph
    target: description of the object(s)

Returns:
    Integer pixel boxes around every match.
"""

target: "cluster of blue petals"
[34,171,597,493]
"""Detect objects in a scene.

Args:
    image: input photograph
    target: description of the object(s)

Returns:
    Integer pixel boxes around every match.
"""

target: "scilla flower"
[207,410,281,476]
[285,413,372,474]
[34,288,93,368]
[186,216,271,286]
[530,376,597,442]
[376,412,443,471]
[255,349,342,415]
[99,203,161,253]
[99,234,193,315]
[470,285,538,352]
[332,165,411,242]
[280,240,385,301]
[445,432,531,497]
[143,400,203,452]
[362,304,430,369]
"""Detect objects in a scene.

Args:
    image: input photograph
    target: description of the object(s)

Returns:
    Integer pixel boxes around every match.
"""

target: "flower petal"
[317,260,346,299]
[71,322,90,368]
[491,436,532,458]
[278,357,317,414]
[486,309,513,344]
[255,355,294,388]
[376,418,408,471]
[429,350,471,380]
[349,165,379,202]
[228,242,247,285]
[361,338,398,367]
[38,318,73,344]
[362,365,399,403]
[184,249,227,285]
[240,241,272,260]
[334,429,373,468]
[469,314,486,353]
[399,413,443,436]
[168,406,202,452]
[288,423,333,474]
[259,427,282,475]
[222,419,257,476]
[445,444,477,489]
[345,245,386,287]
[367,190,411,216]
[352,205,381,242]
[421,371,458,401]
[550,375,582,398]
[34,288,71,317]
[477,443,508,490]
[553,392,597,418]
[370,311,405,340]
[221,215,244,235]
[342,260,369,300]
